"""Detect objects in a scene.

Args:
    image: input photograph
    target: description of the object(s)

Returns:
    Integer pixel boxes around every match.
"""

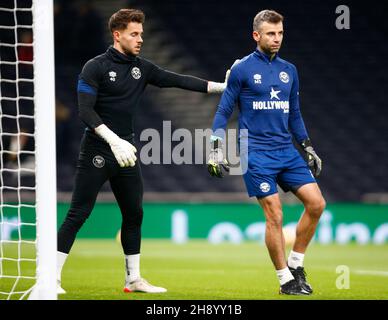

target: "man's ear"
[252,31,260,42]
[113,30,121,42]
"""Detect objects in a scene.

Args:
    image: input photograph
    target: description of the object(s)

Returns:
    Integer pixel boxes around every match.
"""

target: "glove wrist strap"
[300,138,312,149]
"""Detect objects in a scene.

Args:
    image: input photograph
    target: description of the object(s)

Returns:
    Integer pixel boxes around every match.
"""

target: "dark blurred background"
[1,0,387,203]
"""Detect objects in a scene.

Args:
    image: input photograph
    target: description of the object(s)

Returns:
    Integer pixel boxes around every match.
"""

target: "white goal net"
[0,0,56,300]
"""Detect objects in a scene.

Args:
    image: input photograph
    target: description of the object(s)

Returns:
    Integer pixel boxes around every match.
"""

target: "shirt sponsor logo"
[260,182,271,193]
[254,74,262,84]
[109,71,117,82]
[279,71,289,83]
[252,87,289,113]
[131,67,141,80]
[93,155,105,168]
[252,100,289,113]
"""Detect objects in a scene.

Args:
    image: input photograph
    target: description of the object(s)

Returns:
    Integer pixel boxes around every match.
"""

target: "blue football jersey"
[212,49,309,151]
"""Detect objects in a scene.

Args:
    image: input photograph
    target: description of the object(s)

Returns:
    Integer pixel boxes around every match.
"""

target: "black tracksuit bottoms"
[57,132,143,255]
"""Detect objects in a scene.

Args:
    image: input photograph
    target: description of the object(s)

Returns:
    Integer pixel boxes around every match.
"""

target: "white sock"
[57,251,68,283]
[276,267,294,286]
[125,254,141,282]
[287,250,305,269]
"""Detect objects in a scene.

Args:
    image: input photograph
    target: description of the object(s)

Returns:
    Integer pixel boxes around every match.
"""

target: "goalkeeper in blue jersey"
[208,10,325,295]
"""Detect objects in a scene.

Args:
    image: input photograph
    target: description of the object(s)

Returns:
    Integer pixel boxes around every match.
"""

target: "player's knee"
[123,206,144,227]
[306,197,326,218]
[64,208,91,228]
[134,206,144,225]
[260,199,283,228]
[265,212,283,228]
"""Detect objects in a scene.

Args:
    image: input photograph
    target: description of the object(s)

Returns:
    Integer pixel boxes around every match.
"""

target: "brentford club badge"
[131,67,141,80]
[93,155,105,168]
[279,71,289,83]
[260,182,271,193]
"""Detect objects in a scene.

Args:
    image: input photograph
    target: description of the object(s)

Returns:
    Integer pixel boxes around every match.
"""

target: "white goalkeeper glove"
[94,124,137,167]
[207,137,230,178]
[207,59,240,93]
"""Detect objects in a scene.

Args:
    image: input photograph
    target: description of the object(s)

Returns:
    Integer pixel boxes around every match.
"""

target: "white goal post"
[0,0,56,300]
[29,0,57,300]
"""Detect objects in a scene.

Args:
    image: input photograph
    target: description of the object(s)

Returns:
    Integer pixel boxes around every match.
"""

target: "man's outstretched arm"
[146,60,234,93]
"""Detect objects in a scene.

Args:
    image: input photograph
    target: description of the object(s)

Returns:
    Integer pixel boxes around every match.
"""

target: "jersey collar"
[107,46,137,63]
[254,48,278,63]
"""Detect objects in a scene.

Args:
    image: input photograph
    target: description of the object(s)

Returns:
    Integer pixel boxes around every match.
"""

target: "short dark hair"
[253,10,284,31]
[108,9,145,33]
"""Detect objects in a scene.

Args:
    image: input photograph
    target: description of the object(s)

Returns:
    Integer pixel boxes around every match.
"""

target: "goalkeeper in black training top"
[56,8,231,294]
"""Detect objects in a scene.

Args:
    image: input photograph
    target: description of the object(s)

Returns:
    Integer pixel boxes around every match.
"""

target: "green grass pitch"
[61,240,387,300]
[1,240,388,300]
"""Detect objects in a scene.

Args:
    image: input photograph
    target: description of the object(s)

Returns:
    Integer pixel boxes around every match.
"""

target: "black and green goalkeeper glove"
[207,138,230,178]
[300,139,322,177]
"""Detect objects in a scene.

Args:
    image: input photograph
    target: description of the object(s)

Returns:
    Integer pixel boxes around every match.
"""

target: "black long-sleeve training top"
[77,46,208,137]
